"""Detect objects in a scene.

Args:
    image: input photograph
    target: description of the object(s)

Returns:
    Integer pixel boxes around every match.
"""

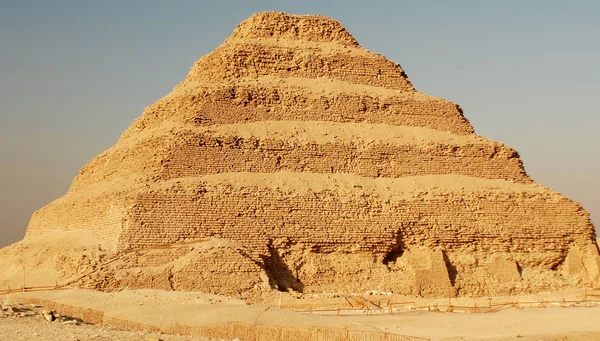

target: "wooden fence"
[291,296,600,315]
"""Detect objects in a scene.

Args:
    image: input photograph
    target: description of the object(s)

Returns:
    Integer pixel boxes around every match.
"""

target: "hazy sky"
[1,0,598,247]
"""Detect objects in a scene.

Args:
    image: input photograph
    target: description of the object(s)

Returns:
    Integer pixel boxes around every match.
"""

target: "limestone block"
[485,255,521,283]
[564,244,600,286]
[401,248,454,297]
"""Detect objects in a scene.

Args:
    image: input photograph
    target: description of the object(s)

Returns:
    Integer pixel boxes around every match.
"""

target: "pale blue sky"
[1,0,598,247]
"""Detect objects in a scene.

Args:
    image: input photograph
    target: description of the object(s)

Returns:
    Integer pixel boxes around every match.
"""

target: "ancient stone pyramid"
[1,12,599,298]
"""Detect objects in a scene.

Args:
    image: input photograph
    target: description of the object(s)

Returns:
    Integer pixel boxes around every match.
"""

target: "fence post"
[278,291,282,309]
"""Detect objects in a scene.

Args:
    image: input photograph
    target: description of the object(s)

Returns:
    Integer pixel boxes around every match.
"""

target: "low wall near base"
[16,297,429,341]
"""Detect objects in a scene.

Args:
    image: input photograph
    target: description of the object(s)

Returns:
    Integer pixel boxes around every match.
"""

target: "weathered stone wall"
[25,190,131,247]
[69,133,171,191]
[120,180,593,266]
[189,89,470,132]
[162,132,528,183]
[228,12,361,46]
[72,120,523,191]
[86,239,268,298]
[188,43,414,91]
[107,177,595,295]
[126,84,473,137]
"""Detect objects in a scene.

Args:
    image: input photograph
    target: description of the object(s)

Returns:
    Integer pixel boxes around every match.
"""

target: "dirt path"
[0,302,225,341]
[0,316,219,341]
[339,306,600,340]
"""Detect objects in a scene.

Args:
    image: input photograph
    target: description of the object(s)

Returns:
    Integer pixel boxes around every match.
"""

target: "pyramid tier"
[71,121,528,192]
[228,12,360,46]
[129,77,471,135]
[122,12,472,137]
[27,172,594,267]
[187,12,409,91]
[161,122,524,182]
[122,173,595,266]
[125,76,472,137]
[20,171,600,296]
[184,37,414,91]
[25,180,132,247]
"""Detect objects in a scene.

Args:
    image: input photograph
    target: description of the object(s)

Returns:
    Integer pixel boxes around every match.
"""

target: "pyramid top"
[121,12,473,139]
[227,12,360,46]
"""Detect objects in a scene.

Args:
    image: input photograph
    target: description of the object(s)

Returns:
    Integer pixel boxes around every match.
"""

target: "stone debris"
[0,11,598,299]
[61,319,79,325]
[0,302,88,327]
[42,310,55,322]
[0,303,215,341]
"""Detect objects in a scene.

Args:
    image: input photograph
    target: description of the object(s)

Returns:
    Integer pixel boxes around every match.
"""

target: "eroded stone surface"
[0,12,598,299]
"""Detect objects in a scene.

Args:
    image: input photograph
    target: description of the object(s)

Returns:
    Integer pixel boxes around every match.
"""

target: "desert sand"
[0,314,214,341]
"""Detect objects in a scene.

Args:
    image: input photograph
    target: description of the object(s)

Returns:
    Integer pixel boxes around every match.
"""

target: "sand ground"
[342,307,600,340]
[0,315,220,341]
[0,301,219,341]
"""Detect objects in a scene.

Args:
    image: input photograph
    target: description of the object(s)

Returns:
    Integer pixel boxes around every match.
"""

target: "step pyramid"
[1,12,598,298]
